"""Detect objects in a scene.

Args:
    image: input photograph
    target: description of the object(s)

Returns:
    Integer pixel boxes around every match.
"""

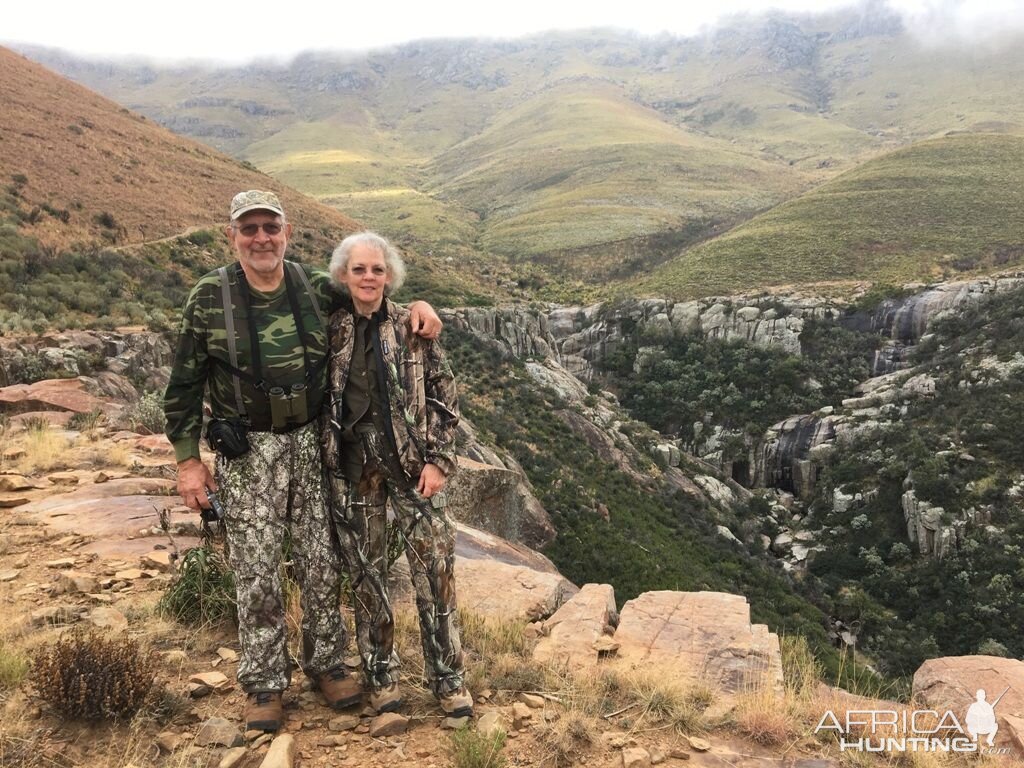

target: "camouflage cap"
[230,190,285,221]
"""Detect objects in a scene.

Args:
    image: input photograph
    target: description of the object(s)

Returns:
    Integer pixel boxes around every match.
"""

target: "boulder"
[390,523,576,622]
[446,457,554,547]
[0,378,115,416]
[613,591,783,694]
[533,583,617,668]
[914,656,1024,751]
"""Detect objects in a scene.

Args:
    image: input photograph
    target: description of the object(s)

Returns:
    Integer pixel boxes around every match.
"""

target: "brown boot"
[439,686,474,718]
[244,691,283,732]
[369,683,404,714]
[317,668,363,710]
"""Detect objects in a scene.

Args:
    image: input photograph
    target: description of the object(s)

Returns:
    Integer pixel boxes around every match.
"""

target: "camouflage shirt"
[323,297,460,480]
[163,262,334,463]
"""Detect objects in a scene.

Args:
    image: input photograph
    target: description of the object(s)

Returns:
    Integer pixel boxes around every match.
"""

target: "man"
[163,190,442,732]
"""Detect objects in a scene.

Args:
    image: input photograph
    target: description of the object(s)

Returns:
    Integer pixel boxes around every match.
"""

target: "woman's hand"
[417,463,447,498]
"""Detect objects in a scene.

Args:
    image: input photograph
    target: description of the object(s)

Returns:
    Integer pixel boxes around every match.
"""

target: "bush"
[158,545,236,626]
[124,391,166,435]
[448,724,507,768]
[31,631,156,720]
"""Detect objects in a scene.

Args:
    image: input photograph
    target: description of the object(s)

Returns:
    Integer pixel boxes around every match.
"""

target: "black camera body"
[206,419,251,459]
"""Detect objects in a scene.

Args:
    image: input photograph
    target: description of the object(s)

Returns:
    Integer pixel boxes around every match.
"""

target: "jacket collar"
[339,295,390,323]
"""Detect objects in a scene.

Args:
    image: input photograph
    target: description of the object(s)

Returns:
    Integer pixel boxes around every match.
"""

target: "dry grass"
[12,423,76,475]
[535,708,596,767]
[84,442,131,469]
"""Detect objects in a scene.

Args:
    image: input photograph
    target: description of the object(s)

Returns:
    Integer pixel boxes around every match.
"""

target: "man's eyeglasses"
[234,222,283,237]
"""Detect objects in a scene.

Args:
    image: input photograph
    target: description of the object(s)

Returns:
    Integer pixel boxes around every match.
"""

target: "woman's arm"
[421,339,460,478]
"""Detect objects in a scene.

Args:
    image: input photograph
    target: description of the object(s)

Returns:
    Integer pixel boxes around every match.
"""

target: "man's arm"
[163,283,217,510]
[407,300,442,339]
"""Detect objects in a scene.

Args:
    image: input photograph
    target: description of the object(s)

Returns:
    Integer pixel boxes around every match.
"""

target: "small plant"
[158,545,236,626]
[21,414,50,433]
[536,710,594,767]
[124,391,166,435]
[448,723,507,768]
[31,631,156,720]
[68,408,104,432]
[0,640,29,691]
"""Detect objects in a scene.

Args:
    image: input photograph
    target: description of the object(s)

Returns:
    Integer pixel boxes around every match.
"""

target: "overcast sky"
[4,0,1024,63]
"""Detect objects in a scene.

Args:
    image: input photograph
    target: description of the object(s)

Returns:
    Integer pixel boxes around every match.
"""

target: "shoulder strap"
[288,261,326,328]
[217,266,248,420]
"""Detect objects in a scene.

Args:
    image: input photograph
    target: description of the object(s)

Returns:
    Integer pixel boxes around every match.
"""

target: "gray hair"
[329,231,406,295]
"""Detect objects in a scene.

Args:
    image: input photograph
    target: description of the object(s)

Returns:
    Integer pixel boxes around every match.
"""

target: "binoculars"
[268,383,309,430]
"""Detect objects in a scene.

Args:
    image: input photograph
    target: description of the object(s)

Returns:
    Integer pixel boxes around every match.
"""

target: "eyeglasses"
[234,222,283,237]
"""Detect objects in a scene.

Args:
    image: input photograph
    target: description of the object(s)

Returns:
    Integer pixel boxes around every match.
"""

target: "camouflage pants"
[217,421,347,693]
[328,427,464,697]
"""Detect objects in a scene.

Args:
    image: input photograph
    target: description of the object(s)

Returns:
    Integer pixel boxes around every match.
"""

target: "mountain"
[15,8,1024,296]
[0,47,496,331]
[632,133,1024,297]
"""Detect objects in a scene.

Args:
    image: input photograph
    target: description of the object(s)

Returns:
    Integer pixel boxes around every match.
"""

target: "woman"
[322,231,471,718]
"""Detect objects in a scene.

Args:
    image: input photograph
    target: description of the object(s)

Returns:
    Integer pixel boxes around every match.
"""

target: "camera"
[207,419,250,458]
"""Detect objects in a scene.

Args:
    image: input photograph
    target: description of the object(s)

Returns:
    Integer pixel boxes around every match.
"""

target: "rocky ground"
[1,380,1020,767]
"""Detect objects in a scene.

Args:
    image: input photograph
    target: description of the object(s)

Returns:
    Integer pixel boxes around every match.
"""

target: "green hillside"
[633,133,1024,297]
[16,13,1024,297]
[427,81,807,270]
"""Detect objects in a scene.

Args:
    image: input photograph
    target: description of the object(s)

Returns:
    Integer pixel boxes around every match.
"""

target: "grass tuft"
[448,723,507,768]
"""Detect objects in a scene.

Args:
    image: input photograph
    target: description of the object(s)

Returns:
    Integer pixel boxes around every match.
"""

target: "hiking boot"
[369,683,404,714]
[439,686,474,718]
[244,691,283,732]
[317,667,363,710]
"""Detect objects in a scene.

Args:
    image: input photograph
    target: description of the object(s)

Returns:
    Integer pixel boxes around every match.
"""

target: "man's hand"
[177,457,217,512]
[417,463,447,498]
[408,301,443,339]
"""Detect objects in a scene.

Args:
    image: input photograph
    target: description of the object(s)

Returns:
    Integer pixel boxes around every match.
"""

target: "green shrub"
[124,391,166,435]
[31,631,156,720]
[448,724,507,768]
[158,546,236,626]
[185,229,216,247]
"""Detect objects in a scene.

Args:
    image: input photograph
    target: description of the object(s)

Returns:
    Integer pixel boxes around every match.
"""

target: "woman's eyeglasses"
[235,222,283,236]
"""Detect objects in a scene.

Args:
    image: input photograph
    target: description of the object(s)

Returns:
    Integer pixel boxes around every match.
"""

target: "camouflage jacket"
[163,261,332,463]
[323,297,459,480]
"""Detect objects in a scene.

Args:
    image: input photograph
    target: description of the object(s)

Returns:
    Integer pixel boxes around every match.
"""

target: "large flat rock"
[0,378,116,415]
[533,583,616,668]
[389,522,576,622]
[20,477,194,552]
[614,591,783,693]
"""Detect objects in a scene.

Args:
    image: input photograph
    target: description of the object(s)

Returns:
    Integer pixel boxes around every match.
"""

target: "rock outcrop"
[914,656,1024,752]
[533,583,618,668]
[533,585,782,695]
[447,456,555,548]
